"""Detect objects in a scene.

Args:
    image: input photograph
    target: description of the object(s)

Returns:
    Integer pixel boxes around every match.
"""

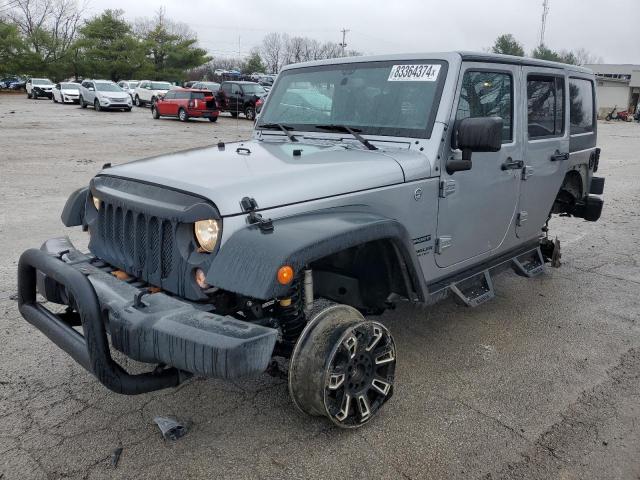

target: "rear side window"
[221,84,231,94]
[456,71,513,143]
[527,76,565,139]
[190,92,206,99]
[164,91,176,100]
[569,78,595,135]
[174,91,190,100]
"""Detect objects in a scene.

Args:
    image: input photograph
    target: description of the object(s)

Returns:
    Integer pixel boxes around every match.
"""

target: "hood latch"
[240,197,274,233]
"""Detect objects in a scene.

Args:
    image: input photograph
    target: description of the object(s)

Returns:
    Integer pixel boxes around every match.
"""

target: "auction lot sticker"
[388,64,441,82]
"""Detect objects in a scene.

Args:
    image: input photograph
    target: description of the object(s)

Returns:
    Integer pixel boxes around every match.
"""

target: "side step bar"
[450,270,495,307]
[18,248,189,395]
[512,247,546,278]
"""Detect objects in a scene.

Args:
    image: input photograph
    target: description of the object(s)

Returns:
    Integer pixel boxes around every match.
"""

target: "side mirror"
[447,117,503,174]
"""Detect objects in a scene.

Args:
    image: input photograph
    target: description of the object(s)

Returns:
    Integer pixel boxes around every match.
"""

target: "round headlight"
[92,195,100,210]
[194,219,220,252]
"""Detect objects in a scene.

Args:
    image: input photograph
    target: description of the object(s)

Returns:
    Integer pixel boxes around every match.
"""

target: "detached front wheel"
[288,304,396,428]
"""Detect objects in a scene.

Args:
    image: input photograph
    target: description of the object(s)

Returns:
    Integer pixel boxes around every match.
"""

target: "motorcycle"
[606,106,632,121]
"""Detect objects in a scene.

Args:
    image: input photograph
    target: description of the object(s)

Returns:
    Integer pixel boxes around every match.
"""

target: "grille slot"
[95,203,175,282]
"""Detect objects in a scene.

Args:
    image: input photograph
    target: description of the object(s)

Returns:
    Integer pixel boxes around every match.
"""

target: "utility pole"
[539,0,549,46]
[339,28,350,57]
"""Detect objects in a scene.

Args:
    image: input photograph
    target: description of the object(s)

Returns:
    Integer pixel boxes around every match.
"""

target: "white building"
[584,63,640,117]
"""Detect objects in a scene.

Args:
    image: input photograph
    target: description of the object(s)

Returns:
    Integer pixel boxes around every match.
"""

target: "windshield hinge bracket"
[240,197,274,234]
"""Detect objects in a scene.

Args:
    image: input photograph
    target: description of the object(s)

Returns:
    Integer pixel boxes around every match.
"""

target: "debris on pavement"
[153,416,189,441]
[111,446,123,467]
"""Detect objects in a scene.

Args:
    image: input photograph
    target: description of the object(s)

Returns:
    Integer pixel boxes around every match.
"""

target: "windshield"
[258,60,447,138]
[96,83,123,92]
[242,83,266,95]
[128,82,139,88]
[151,82,172,90]
[61,83,79,89]
[33,79,53,85]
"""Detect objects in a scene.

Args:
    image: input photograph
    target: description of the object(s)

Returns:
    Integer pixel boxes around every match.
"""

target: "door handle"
[550,150,570,162]
[501,158,524,170]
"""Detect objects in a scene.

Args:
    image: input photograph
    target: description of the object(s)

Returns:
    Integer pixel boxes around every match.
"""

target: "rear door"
[436,63,523,268]
[516,67,569,240]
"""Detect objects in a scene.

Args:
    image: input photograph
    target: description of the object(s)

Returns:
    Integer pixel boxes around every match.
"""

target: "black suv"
[216,81,267,121]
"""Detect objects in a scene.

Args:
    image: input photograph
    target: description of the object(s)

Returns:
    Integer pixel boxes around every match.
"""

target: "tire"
[244,105,256,121]
[208,116,218,122]
[135,95,142,107]
[605,114,612,121]
[230,111,238,118]
[52,95,58,103]
[178,108,189,122]
[79,96,87,108]
[288,303,396,428]
[94,99,101,112]
[151,105,160,119]
[126,107,132,112]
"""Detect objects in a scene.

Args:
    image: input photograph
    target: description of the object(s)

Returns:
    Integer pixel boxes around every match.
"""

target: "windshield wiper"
[314,124,378,151]
[258,123,298,142]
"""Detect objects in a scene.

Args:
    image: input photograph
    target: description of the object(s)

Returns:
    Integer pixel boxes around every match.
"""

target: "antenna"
[539,0,549,46]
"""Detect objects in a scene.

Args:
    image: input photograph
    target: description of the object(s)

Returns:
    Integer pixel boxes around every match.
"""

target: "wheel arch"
[206,208,427,303]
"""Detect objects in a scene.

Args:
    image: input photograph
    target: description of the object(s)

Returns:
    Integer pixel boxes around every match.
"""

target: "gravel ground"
[0,93,639,480]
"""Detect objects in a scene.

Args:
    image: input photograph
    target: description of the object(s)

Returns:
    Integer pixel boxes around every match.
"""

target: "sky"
[84,0,640,64]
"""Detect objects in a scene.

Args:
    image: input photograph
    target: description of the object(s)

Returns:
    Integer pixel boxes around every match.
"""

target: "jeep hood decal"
[100,140,405,216]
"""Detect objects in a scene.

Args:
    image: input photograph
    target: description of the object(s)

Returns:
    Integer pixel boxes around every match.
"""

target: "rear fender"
[207,208,427,301]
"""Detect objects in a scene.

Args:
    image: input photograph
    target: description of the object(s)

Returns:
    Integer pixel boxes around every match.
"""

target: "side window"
[569,78,594,135]
[221,83,231,94]
[164,91,176,100]
[456,71,513,143]
[527,75,565,139]
[232,84,242,95]
[174,91,189,100]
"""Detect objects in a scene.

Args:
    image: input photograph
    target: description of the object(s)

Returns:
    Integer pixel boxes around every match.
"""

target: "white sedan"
[52,82,81,104]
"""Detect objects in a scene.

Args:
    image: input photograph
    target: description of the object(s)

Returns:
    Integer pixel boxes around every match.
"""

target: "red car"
[151,88,219,122]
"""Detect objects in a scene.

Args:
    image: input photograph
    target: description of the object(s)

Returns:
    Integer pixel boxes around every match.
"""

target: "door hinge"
[517,211,528,226]
[439,179,456,198]
[435,236,452,254]
[522,166,534,180]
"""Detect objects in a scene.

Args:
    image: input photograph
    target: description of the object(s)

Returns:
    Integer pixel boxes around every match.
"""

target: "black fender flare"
[61,187,89,227]
[206,209,427,301]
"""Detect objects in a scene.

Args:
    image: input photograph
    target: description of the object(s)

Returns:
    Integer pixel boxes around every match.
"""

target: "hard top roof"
[280,51,593,75]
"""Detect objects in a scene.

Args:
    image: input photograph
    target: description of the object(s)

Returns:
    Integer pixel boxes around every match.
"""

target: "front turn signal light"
[92,195,100,210]
[277,265,294,285]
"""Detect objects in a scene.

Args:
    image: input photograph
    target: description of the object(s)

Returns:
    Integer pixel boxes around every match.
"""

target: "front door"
[436,63,522,268]
[516,67,569,240]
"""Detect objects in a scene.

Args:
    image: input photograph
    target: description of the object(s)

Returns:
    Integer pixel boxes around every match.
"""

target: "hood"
[100,140,406,216]
[99,91,128,99]
[61,88,80,93]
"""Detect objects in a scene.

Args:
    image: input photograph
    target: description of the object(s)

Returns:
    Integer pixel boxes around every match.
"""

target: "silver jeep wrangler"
[17,52,604,428]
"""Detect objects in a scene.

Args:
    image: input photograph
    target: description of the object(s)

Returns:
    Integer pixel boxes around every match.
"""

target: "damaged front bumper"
[17,237,277,395]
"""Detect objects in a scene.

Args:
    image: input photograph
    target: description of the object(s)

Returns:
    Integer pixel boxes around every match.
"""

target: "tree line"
[490,33,602,65]
[0,0,210,82]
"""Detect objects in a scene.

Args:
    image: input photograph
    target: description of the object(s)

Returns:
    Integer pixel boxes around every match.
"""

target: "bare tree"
[573,48,604,66]
[9,0,84,62]
[261,32,284,73]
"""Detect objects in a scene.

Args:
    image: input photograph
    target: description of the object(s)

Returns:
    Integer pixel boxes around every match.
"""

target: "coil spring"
[274,278,306,356]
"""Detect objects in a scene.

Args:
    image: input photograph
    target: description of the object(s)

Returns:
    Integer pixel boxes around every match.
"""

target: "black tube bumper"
[17,237,278,395]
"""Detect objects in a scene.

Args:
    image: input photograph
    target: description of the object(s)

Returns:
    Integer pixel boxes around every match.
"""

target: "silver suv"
[78,80,132,111]
[17,52,605,429]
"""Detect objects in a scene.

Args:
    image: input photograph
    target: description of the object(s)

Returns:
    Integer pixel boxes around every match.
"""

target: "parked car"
[78,80,132,111]
[133,80,172,107]
[1,76,20,89]
[191,81,220,94]
[216,81,267,120]
[117,80,139,100]
[183,81,197,88]
[51,82,81,104]
[258,74,276,86]
[8,78,27,90]
[16,52,605,430]
[26,78,54,99]
[151,88,219,122]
